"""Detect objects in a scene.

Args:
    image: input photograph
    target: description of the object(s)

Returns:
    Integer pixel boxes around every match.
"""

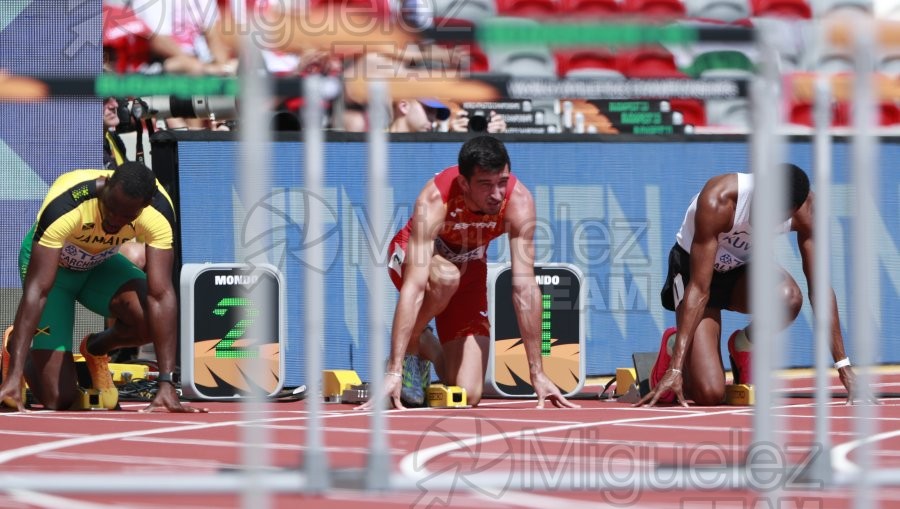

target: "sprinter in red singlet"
[358,136,577,410]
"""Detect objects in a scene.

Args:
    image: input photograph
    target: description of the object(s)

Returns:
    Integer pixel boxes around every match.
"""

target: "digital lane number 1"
[541,294,551,357]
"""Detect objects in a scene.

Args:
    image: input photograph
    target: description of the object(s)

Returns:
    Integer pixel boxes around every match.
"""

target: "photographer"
[388,98,451,133]
[103,97,128,169]
[446,105,507,133]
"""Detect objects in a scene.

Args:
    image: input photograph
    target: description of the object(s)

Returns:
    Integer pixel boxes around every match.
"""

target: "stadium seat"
[879,48,900,76]
[617,46,687,78]
[750,0,811,18]
[487,18,557,76]
[560,0,622,16]
[811,48,855,74]
[668,98,707,126]
[812,0,872,17]
[496,0,563,16]
[684,0,751,21]
[623,0,688,17]
[432,0,497,21]
[705,98,750,127]
[555,49,625,78]
[788,100,900,127]
[492,49,558,76]
[681,49,756,77]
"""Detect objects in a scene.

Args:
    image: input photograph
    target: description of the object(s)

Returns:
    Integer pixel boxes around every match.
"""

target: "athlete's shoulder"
[50,169,111,187]
[697,173,743,221]
[431,165,459,201]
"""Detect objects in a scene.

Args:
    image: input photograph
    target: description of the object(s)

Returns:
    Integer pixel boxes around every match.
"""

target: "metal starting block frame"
[339,383,371,405]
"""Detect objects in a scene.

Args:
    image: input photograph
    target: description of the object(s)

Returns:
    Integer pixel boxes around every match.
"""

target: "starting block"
[74,387,118,410]
[426,384,467,408]
[725,384,755,406]
[615,368,637,396]
[323,370,362,401]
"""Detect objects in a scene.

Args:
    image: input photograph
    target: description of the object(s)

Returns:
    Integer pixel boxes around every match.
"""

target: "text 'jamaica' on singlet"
[32,169,176,271]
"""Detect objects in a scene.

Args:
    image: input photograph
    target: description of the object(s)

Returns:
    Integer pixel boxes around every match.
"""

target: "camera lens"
[468,114,488,132]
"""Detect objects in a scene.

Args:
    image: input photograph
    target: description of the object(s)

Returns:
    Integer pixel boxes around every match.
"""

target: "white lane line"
[0,415,309,465]
[399,407,754,479]
[8,490,122,509]
[831,428,900,474]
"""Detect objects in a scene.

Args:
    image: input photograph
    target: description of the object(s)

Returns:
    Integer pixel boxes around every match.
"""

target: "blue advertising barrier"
[168,136,900,386]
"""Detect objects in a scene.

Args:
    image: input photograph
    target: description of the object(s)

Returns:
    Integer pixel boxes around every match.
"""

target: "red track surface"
[1,372,899,509]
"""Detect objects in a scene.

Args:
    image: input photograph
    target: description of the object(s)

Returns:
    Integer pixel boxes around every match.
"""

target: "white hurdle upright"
[849,17,879,509]
[811,74,833,485]
[237,15,275,509]
[366,79,391,491]
[303,74,330,492]
[749,24,786,503]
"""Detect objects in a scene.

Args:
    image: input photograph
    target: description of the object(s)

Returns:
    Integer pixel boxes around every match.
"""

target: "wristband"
[834,358,851,369]
[668,368,682,374]
[386,371,402,378]
[157,372,176,385]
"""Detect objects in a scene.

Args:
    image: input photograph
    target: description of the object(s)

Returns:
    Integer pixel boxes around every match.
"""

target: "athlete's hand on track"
[355,374,405,410]
[636,369,689,408]
[140,383,208,413]
[531,371,580,409]
[839,366,879,405]
[0,378,29,412]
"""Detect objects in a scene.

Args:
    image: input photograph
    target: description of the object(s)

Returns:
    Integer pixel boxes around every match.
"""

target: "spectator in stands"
[132,0,236,76]
[103,97,128,170]
[389,98,451,132]
[132,0,236,129]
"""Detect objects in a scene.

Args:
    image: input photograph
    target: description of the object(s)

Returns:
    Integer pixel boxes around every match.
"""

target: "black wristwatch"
[157,372,176,385]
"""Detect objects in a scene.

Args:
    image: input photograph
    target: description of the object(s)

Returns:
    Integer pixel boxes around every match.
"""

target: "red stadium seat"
[496,0,563,16]
[623,0,687,17]
[617,47,687,78]
[560,0,621,16]
[668,98,707,126]
[788,101,900,127]
[554,48,620,77]
[751,0,811,18]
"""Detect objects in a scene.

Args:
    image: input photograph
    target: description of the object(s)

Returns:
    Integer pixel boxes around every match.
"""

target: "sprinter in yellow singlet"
[0,162,204,412]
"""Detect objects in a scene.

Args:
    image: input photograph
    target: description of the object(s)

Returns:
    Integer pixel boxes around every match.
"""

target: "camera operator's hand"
[486,110,507,133]
[448,109,470,132]
[203,60,237,76]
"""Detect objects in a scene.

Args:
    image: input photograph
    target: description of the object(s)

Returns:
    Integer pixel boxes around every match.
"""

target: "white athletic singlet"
[675,173,792,273]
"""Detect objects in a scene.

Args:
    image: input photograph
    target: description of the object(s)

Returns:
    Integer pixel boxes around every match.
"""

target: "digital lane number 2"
[212,297,259,358]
